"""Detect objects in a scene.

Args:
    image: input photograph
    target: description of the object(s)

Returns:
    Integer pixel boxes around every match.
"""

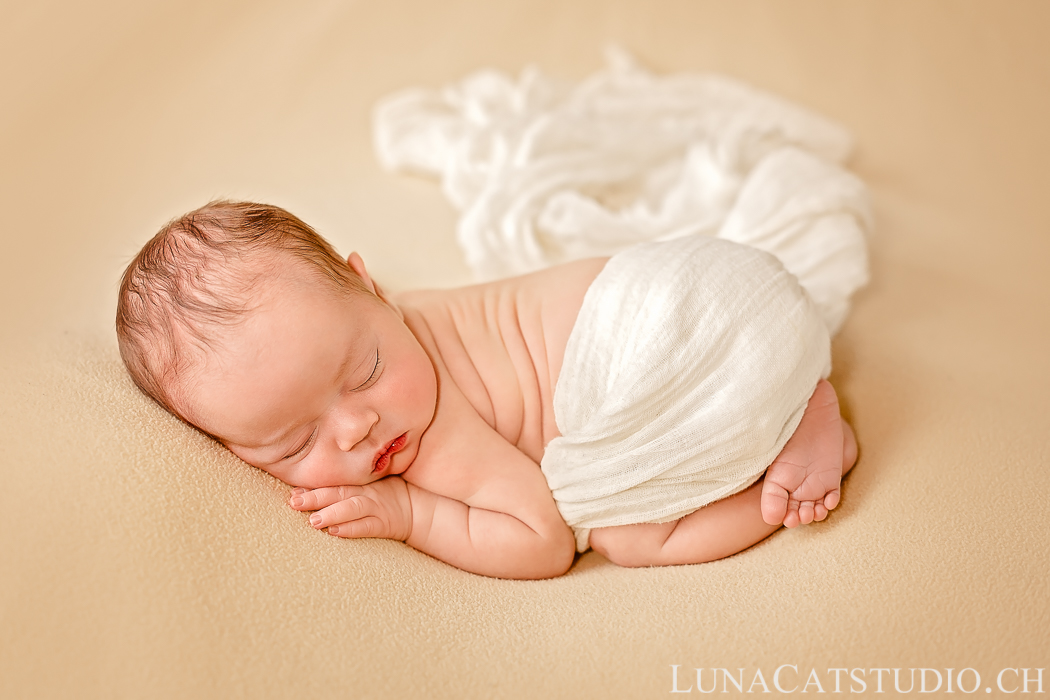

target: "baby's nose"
[335,409,378,452]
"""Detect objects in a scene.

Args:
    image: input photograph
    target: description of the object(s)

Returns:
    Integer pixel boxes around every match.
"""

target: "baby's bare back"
[394,256,608,468]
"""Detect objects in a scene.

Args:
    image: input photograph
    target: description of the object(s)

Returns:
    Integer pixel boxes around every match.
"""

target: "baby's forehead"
[165,244,376,366]
[219,257,373,330]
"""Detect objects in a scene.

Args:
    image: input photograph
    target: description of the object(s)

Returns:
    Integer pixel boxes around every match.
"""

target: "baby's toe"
[761,481,790,526]
[797,501,815,525]
[813,503,829,521]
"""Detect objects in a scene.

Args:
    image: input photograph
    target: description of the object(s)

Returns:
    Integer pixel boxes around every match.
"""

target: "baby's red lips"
[372,433,408,473]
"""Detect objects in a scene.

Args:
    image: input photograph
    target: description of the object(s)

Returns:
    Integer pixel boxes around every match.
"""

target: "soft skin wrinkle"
[396,264,595,465]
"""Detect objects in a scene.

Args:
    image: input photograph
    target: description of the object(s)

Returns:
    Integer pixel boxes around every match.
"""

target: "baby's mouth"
[372,433,408,473]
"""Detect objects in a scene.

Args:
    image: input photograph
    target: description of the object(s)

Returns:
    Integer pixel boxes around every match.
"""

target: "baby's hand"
[288,477,413,541]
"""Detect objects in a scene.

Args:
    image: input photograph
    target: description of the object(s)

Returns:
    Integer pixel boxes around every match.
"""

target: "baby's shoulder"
[395,256,608,349]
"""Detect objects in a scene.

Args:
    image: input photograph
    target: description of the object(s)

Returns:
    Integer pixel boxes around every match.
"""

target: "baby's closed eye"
[284,428,317,460]
[351,350,382,392]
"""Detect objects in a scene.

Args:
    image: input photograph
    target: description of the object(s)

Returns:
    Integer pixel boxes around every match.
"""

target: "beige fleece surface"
[2,1,1048,698]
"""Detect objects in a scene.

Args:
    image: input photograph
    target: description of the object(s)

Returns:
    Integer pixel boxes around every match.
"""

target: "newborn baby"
[117,200,856,579]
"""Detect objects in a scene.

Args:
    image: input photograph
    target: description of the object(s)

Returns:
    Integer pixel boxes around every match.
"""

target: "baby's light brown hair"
[116,200,370,420]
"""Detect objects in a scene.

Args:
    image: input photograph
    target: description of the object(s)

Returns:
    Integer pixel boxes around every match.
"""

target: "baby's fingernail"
[309,514,322,527]
[328,526,340,536]
[290,496,304,507]
[291,488,306,495]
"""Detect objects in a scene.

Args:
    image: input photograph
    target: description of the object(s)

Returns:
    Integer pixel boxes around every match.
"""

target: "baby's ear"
[347,252,401,316]
[346,252,378,295]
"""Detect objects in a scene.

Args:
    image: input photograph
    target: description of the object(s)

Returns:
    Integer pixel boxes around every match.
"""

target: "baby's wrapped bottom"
[540,236,831,552]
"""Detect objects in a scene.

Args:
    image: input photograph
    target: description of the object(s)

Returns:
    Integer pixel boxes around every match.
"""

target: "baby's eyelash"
[353,351,381,391]
[284,428,317,461]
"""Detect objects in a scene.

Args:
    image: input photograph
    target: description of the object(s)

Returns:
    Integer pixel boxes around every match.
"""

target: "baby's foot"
[761,380,850,528]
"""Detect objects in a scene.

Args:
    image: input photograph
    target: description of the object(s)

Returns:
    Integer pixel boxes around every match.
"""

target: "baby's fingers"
[289,485,363,511]
[307,495,373,530]
[328,518,386,539]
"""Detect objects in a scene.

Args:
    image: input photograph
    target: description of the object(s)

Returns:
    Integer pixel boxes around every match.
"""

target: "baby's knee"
[589,530,637,567]
[589,524,665,568]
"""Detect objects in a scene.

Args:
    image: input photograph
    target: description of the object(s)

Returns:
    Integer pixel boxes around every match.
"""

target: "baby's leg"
[589,478,781,567]
[589,397,856,567]
[761,379,856,528]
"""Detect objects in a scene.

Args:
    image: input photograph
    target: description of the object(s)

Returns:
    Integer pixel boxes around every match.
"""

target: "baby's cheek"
[288,466,331,490]
[261,463,301,488]
[299,453,371,489]
[226,444,288,479]
[415,363,439,422]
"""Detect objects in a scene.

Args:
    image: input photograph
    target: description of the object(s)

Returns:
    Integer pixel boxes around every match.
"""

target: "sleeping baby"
[116,200,856,579]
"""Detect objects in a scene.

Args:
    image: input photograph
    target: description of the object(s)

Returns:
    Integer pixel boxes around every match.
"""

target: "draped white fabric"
[373,47,871,334]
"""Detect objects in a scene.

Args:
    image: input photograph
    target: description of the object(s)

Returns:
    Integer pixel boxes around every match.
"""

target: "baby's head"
[117,200,370,418]
[117,200,437,487]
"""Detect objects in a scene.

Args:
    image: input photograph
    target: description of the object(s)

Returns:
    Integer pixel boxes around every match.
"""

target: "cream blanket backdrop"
[2,2,1048,698]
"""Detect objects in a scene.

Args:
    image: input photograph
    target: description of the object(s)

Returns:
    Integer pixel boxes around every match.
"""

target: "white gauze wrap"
[373,47,872,334]
[541,235,831,551]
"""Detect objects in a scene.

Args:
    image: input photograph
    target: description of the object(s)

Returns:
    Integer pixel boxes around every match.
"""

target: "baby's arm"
[404,459,574,579]
[291,427,575,580]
